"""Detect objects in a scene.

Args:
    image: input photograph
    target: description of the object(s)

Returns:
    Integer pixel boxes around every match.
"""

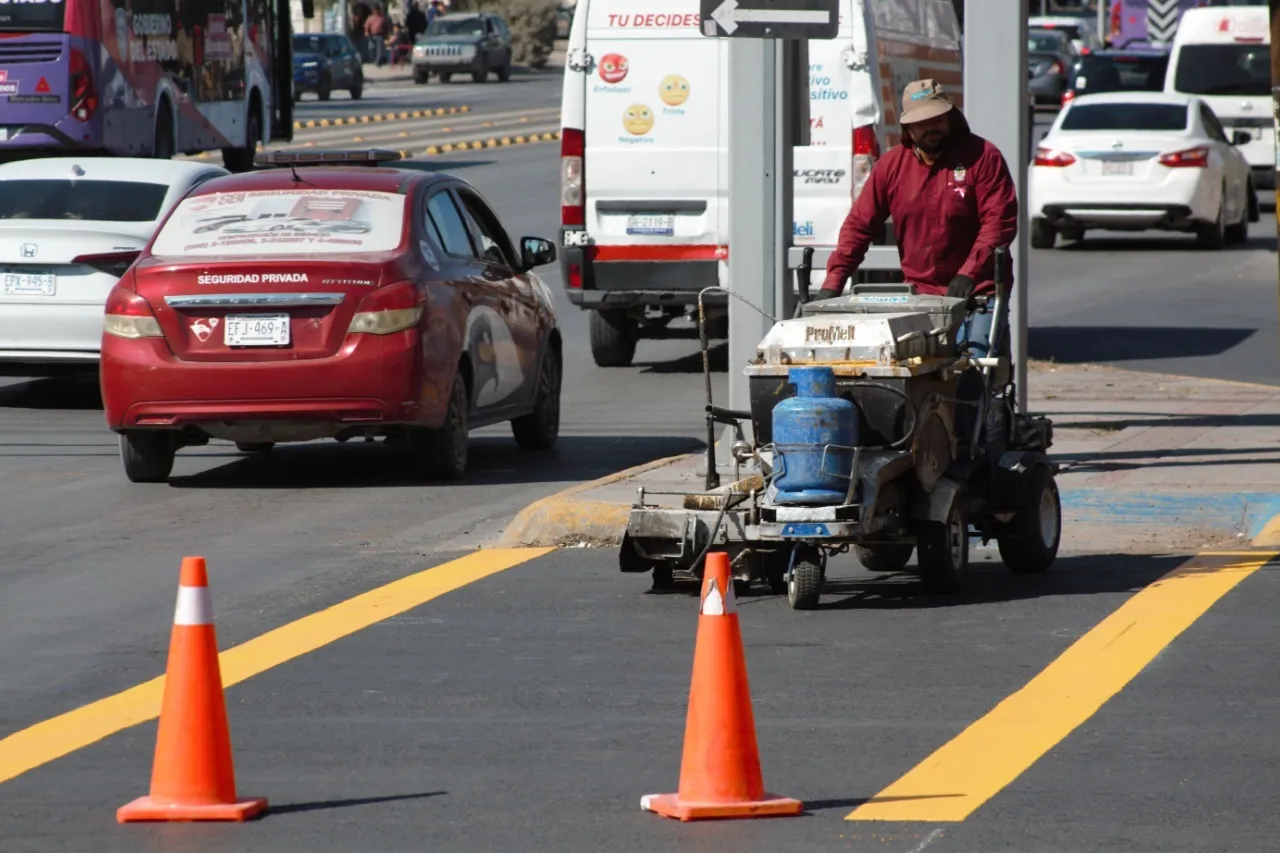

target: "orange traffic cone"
[641,552,803,821]
[117,557,267,823]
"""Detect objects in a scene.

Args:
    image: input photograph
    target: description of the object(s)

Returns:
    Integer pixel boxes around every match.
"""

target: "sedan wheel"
[510,350,561,451]
[120,432,176,483]
[410,373,469,480]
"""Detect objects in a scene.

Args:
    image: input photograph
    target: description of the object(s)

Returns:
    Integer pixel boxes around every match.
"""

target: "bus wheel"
[153,105,174,160]
[222,107,261,173]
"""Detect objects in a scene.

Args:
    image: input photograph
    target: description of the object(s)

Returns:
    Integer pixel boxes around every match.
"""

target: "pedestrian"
[364,4,389,66]
[813,78,1018,446]
[407,0,427,41]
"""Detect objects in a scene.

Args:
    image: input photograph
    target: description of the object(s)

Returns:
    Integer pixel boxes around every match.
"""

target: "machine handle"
[794,246,815,317]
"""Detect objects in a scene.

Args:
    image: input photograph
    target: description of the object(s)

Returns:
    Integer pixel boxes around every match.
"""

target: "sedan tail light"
[74,250,141,279]
[1061,89,1076,106]
[1034,146,1076,167]
[348,281,424,335]
[1049,61,1064,76]
[103,287,163,339]
[1158,147,1209,169]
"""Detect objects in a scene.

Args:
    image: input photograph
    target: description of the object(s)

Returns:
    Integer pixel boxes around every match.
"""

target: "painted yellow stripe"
[0,547,552,786]
[1251,514,1280,546]
[847,552,1276,823]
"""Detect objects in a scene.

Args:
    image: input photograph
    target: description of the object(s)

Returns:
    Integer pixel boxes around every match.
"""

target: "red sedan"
[100,149,563,483]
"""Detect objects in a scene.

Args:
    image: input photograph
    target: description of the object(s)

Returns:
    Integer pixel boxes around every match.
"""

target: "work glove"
[811,287,842,301]
[946,274,975,302]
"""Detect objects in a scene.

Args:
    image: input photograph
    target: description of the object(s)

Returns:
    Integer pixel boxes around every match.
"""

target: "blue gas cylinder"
[772,366,857,506]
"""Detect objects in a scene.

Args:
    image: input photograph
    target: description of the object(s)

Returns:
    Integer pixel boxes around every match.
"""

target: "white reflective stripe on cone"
[700,578,736,616]
[173,585,214,626]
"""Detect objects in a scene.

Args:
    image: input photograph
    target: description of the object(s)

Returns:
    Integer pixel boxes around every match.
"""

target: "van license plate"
[225,314,290,347]
[1102,161,1133,176]
[627,213,675,236]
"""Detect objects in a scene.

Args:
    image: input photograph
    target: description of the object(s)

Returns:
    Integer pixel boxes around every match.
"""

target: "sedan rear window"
[150,189,407,258]
[0,180,168,222]
[1060,103,1188,132]
[1074,55,1168,94]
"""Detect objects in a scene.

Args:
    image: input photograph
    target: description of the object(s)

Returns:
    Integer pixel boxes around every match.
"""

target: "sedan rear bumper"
[1039,202,1197,231]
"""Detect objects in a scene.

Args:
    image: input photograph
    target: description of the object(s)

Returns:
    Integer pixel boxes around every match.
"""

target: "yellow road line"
[0,547,552,786]
[293,104,469,130]
[846,551,1277,823]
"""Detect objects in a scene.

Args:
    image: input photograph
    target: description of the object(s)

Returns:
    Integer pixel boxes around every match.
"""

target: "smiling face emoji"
[622,104,654,135]
[659,74,690,106]
[599,53,629,84]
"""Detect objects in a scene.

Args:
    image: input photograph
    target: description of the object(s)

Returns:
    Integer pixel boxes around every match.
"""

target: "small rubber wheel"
[916,489,969,594]
[786,545,824,610]
[510,349,560,450]
[235,442,274,453]
[997,466,1061,574]
[120,432,176,483]
[854,543,914,572]
[410,373,469,480]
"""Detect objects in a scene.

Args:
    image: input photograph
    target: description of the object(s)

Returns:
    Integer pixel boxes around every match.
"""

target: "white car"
[1029,92,1257,250]
[0,158,229,377]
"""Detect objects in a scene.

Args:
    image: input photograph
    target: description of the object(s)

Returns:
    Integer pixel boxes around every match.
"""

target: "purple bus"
[0,0,314,170]
[1105,0,1253,49]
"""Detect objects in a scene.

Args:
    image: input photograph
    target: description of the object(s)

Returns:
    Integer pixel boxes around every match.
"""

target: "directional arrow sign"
[700,0,838,39]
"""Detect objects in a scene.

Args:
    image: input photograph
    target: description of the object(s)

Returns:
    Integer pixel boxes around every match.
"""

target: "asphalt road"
[1,84,1278,851]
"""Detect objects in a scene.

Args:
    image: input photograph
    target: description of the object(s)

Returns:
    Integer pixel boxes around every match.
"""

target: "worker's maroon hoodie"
[820,108,1018,296]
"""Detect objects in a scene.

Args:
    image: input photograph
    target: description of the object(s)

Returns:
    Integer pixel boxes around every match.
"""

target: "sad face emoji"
[599,53,629,84]
[622,104,654,136]
[659,74,690,106]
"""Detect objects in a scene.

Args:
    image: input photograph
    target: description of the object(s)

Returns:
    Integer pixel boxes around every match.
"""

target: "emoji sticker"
[659,74,690,106]
[622,104,654,135]
[599,53,629,84]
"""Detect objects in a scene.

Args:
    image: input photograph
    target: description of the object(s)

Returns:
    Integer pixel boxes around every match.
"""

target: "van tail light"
[1159,147,1209,168]
[851,124,880,200]
[561,127,584,227]
[1034,146,1076,167]
[73,250,140,279]
[567,262,582,289]
[103,287,163,339]
[348,281,424,335]
[69,48,98,122]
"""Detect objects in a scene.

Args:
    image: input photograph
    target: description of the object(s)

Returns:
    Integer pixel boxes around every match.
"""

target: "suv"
[1061,49,1169,107]
[293,33,364,101]
[412,12,513,84]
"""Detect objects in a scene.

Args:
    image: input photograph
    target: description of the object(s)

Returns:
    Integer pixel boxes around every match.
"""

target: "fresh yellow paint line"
[1251,514,1280,546]
[847,551,1277,823]
[0,547,552,786]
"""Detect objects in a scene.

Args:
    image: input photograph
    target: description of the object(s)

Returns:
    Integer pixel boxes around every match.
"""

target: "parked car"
[293,33,364,101]
[99,149,562,484]
[0,158,229,378]
[412,12,513,84]
[1029,92,1257,250]
[1062,48,1169,107]
[1028,28,1076,107]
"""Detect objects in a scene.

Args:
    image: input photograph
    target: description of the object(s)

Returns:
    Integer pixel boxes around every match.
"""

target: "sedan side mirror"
[1232,130,1252,146]
[520,236,556,271]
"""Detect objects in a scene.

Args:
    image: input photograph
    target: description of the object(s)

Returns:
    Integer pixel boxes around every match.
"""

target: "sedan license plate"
[1101,160,1133,176]
[2,271,56,296]
[225,313,290,347]
[627,213,675,236]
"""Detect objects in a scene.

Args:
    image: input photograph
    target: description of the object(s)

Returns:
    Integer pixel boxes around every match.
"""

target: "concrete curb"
[293,104,470,130]
[492,453,696,548]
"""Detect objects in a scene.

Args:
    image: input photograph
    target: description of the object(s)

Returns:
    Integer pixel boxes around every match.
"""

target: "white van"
[557,0,963,367]
[1165,6,1273,196]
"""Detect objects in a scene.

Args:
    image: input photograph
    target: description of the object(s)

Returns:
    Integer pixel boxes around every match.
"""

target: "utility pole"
[1271,1,1280,337]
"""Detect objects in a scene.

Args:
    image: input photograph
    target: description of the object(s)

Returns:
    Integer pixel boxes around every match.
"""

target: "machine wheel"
[511,348,561,450]
[786,546,824,610]
[916,489,969,594]
[235,442,274,453]
[651,563,674,590]
[410,373,469,480]
[120,432,176,484]
[854,543,915,573]
[589,309,638,367]
[413,66,429,84]
[1196,196,1226,249]
[1030,218,1056,249]
[997,466,1061,574]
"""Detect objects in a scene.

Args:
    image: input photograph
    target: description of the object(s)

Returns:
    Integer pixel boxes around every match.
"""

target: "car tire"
[497,62,511,82]
[1196,196,1226,250]
[120,432,176,484]
[410,372,469,481]
[317,73,332,101]
[854,543,915,573]
[1030,217,1056,249]
[235,442,274,453]
[1247,181,1260,223]
[413,65,429,84]
[472,65,489,83]
[439,72,453,83]
[589,309,638,367]
[349,73,363,99]
[510,348,561,451]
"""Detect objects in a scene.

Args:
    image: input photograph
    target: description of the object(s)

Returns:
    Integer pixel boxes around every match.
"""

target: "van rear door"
[581,0,726,266]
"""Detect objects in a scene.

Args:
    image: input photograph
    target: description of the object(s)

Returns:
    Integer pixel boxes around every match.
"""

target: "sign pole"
[1271,0,1280,348]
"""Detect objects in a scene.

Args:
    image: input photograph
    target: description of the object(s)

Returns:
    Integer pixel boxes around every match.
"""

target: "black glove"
[946,274,975,301]
[810,287,841,301]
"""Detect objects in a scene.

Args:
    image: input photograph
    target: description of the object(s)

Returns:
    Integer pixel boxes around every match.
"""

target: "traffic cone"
[117,557,267,823]
[641,552,803,821]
